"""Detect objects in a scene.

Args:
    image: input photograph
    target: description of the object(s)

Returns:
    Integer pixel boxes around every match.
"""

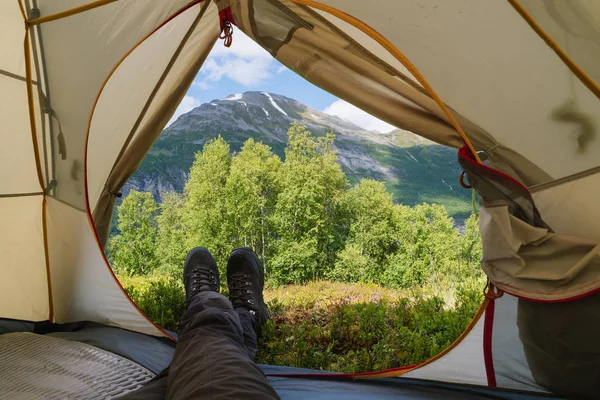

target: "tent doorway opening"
[104,26,485,374]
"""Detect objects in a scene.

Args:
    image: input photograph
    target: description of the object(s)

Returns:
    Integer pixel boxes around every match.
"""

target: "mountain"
[123,91,472,220]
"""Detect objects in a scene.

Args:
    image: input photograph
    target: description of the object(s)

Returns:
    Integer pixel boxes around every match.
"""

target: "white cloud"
[276,65,288,74]
[167,95,201,127]
[323,100,397,133]
[196,30,277,88]
[192,81,210,90]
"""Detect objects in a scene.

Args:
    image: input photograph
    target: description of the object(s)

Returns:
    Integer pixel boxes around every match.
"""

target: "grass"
[118,274,483,373]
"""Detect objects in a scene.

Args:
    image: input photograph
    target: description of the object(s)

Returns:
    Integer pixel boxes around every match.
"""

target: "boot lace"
[229,273,257,311]
[189,267,218,296]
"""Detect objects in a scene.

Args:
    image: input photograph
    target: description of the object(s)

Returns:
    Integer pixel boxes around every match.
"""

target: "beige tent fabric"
[0,196,48,321]
[234,0,465,149]
[312,0,600,181]
[0,78,41,194]
[47,197,164,336]
[532,170,600,243]
[479,204,600,301]
[517,0,600,88]
[0,0,215,332]
[31,0,200,211]
[235,0,553,188]
[89,2,220,246]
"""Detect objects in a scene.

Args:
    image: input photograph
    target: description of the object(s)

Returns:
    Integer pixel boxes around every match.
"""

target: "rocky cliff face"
[123,91,471,219]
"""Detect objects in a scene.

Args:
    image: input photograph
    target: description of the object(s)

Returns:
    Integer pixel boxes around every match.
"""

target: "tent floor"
[0,320,563,399]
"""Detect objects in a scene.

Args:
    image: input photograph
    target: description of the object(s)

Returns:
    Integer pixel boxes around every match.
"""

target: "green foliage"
[119,274,186,331]
[108,190,158,276]
[256,281,483,372]
[108,123,486,374]
[225,138,282,273]
[156,192,187,276]
[183,136,233,272]
[269,123,348,284]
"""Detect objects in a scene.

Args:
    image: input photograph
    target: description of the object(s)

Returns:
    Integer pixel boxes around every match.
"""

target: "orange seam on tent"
[83,0,207,342]
[23,31,44,189]
[27,0,120,26]
[42,197,54,322]
[289,0,481,163]
[17,0,26,20]
[507,0,600,101]
[24,18,55,322]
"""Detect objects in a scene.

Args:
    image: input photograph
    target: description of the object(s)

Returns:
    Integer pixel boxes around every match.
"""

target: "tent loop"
[484,281,504,300]
[459,171,472,189]
[219,20,234,47]
[219,6,235,48]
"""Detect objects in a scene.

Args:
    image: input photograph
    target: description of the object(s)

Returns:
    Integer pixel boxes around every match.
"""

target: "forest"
[108,123,485,372]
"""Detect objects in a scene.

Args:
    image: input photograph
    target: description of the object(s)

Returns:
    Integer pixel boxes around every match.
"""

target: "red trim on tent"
[483,299,496,387]
[502,287,600,304]
[458,145,530,193]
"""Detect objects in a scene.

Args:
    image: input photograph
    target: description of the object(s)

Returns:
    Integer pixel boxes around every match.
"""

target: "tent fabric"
[2,0,600,397]
[46,196,165,336]
[89,1,220,246]
[514,0,600,91]
[312,0,600,182]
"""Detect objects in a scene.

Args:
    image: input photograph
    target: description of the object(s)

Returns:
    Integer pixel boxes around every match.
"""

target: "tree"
[108,190,159,276]
[270,123,348,284]
[457,213,483,279]
[156,192,187,275]
[330,179,398,283]
[225,139,282,272]
[383,204,461,288]
[183,136,232,273]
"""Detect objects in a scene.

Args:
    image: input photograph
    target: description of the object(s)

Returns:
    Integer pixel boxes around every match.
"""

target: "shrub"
[256,281,482,372]
[119,274,186,332]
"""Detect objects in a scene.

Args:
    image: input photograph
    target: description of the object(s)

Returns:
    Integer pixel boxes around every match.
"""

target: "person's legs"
[236,307,259,360]
[120,247,278,400]
[164,247,279,400]
[165,291,278,400]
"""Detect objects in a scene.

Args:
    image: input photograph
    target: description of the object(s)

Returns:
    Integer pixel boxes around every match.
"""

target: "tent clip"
[218,7,235,48]
[484,282,504,300]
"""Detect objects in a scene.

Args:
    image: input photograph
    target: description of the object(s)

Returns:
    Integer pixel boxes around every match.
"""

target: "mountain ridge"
[124,91,472,220]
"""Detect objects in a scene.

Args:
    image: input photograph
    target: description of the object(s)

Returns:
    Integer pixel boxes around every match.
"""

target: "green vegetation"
[109,123,484,372]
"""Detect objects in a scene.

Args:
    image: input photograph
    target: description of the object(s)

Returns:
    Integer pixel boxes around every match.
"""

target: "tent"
[1,0,599,398]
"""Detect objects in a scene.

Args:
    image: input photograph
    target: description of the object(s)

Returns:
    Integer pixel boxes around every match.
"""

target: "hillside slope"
[124,91,471,219]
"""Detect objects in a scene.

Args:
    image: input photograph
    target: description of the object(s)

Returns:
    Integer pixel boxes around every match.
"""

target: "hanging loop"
[218,6,235,48]
[484,281,504,300]
[459,170,472,189]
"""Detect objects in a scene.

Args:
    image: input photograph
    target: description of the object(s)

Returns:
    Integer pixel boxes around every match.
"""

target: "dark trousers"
[119,291,280,400]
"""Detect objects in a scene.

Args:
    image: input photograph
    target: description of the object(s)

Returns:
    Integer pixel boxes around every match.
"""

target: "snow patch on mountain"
[262,92,288,116]
[223,93,243,101]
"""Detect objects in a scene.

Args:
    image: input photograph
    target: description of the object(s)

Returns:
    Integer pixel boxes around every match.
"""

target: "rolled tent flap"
[460,147,600,301]
[90,1,220,247]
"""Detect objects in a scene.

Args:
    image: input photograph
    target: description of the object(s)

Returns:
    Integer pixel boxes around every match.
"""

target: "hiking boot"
[227,247,270,334]
[183,247,220,304]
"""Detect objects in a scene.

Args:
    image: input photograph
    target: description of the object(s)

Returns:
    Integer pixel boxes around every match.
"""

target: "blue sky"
[169,31,395,133]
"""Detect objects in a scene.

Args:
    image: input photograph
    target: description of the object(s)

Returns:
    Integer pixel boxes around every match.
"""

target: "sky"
[169,30,396,133]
